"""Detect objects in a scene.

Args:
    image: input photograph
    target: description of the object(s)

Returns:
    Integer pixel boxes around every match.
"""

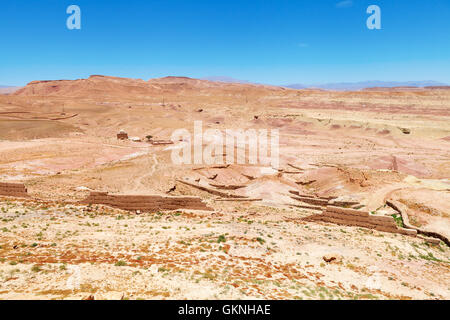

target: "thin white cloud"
[298,43,309,48]
[336,0,353,8]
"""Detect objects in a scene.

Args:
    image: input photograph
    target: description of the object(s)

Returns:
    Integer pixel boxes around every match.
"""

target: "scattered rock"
[75,186,92,192]
[149,264,159,274]
[399,127,411,134]
[167,185,176,193]
[296,179,316,186]
[323,254,342,264]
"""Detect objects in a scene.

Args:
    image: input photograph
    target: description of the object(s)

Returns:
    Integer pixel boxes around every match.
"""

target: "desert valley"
[0,75,449,299]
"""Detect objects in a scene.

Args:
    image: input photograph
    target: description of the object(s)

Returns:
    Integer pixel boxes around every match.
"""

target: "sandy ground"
[0,199,448,300]
[0,76,449,299]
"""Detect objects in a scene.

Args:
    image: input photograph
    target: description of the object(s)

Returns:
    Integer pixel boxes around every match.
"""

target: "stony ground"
[0,198,448,300]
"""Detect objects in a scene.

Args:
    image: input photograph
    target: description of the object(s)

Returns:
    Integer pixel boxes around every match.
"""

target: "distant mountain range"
[202,77,448,90]
[201,76,252,84]
[283,81,449,90]
[0,85,22,94]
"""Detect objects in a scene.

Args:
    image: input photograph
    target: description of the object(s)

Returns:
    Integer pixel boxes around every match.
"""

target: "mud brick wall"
[306,206,417,237]
[289,190,336,201]
[291,195,329,206]
[0,182,30,198]
[117,133,128,140]
[387,200,449,246]
[80,192,213,212]
[328,200,360,207]
[289,191,358,208]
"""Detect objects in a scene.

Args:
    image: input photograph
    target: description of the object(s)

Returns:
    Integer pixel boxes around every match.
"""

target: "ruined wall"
[305,206,417,237]
[387,200,449,246]
[117,133,128,140]
[290,195,329,206]
[79,192,213,212]
[289,191,359,209]
[0,182,29,198]
[177,179,245,198]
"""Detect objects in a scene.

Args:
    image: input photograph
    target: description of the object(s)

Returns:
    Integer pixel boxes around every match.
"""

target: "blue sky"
[1,0,449,86]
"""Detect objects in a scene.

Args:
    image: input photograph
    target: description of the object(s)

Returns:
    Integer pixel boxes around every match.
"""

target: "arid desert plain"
[0,75,449,299]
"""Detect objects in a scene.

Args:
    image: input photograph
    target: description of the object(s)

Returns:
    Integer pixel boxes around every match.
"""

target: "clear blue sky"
[1,0,449,86]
